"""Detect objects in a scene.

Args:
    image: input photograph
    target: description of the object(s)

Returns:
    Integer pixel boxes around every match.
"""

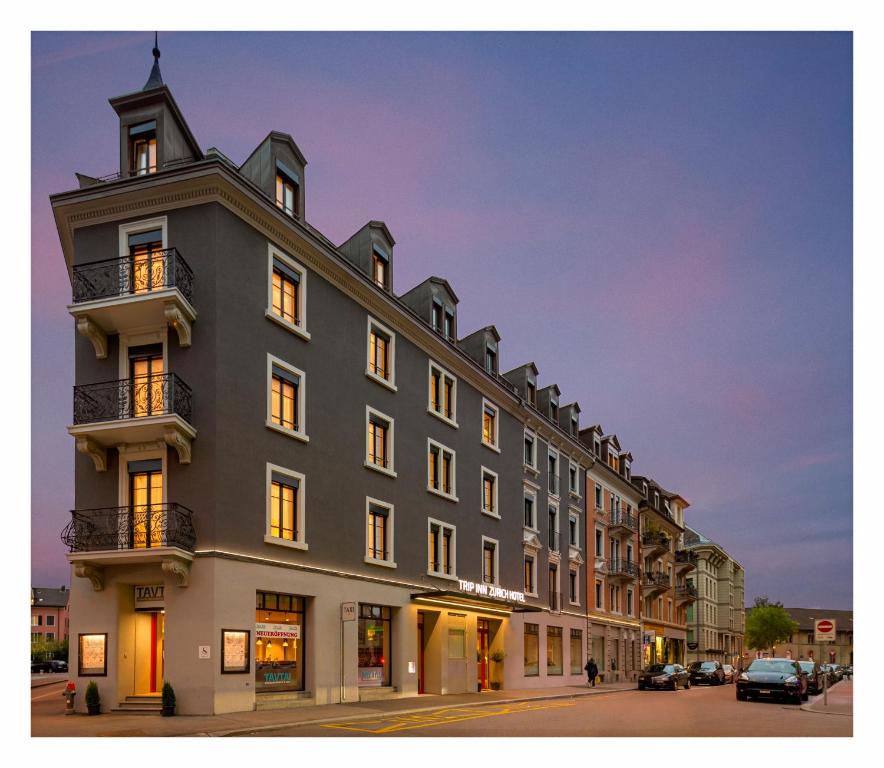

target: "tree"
[746,600,798,654]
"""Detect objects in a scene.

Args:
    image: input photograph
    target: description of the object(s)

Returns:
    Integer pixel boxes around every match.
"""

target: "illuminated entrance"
[477,618,490,690]
[133,610,164,694]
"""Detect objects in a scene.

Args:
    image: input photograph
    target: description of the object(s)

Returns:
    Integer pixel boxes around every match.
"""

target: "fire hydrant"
[63,681,76,715]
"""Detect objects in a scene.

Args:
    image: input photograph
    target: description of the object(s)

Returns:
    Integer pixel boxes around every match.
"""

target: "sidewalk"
[800,679,852,716]
[32,681,636,737]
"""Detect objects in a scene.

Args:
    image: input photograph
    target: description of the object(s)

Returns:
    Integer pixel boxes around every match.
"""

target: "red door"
[477,619,490,690]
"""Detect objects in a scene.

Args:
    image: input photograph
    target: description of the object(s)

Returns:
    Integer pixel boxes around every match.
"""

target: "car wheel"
[736,690,746,701]
[638,684,644,690]
[801,690,809,702]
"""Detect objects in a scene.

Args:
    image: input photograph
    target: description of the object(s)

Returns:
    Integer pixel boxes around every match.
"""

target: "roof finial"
[143,31,164,91]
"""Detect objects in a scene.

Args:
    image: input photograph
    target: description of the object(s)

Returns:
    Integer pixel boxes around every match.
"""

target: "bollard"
[823,668,828,707]
[63,681,76,715]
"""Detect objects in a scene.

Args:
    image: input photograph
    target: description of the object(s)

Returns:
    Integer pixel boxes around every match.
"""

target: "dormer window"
[275,166,299,218]
[444,309,455,340]
[642,481,648,497]
[371,246,389,289]
[594,439,601,456]
[527,381,536,406]
[550,401,558,423]
[653,491,660,508]
[485,345,497,375]
[129,121,157,176]
[623,460,631,481]
[432,300,443,333]
[571,415,578,436]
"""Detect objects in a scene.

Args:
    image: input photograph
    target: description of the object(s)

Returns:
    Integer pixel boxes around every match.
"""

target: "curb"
[31,677,69,690]
[206,685,637,737]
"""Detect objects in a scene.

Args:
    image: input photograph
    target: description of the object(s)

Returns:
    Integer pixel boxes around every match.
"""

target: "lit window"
[428,519,455,577]
[366,407,394,476]
[482,538,499,585]
[428,362,457,425]
[366,316,396,390]
[482,400,499,450]
[129,121,157,175]
[371,246,389,289]
[266,246,309,339]
[275,170,299,217]
[427,439,456,499]
[265,464,306,550]
[366,498,395,566]
[481,468,498,517]
[267,356,306,438]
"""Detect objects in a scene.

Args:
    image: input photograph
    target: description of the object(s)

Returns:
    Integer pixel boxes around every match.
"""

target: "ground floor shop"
[642,623,686,667]
[67,554,590,715]
[586,617,642,682]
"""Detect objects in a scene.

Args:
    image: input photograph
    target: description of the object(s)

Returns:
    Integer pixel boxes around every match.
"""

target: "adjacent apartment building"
[31,586,71,645]
[682,527,745,668]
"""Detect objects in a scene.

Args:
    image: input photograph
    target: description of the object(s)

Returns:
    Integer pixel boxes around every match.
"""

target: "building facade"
[683,527,745,668]
[746,607,852,666]
[31,587,70,646]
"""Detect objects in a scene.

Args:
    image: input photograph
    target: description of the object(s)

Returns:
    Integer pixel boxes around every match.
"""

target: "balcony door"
[129,459,164,549]
[129,344,164,418]
[127,229,165,294]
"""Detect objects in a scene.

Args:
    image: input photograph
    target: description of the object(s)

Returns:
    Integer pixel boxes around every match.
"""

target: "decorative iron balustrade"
[641,531,671,549]
[609,511,639,531]
[72,248,194,304]
[676,583,698,599]
[606,559,641,579]
[73,373,193,425]
[642,571,670,588]
[60,503,196,553]
[675,550,698,566]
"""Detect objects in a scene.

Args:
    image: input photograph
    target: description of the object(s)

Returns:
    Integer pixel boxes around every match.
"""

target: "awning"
[411,590,543,615]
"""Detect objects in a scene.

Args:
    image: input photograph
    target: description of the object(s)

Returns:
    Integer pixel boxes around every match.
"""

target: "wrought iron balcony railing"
[642,571,670,588]
[609,510,639,531]
[641,531,671,549]
[72,248,194,304]
[61,503,196,553]
[675,549,698,566]
[676,583,698,599]
[607,559,641,579]
[73,373,193,425]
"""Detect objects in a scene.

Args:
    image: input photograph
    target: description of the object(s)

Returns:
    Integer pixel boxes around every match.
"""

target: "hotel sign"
[457,580,526,604]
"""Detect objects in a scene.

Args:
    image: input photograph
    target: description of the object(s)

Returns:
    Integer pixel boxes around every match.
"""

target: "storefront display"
[255,591,305,692]
[358,604,391,687]
[570,629,583,674]
[524,623,539,676]
[547,626,563,675]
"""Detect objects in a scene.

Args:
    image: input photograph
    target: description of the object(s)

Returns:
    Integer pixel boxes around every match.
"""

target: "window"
[428,362,457,426]
[524,555,536,594]
[482,399,499,451]
[548,504,559,553]
[365,407,395,476]
[524,624,539,676]
[569,570,578,604]
[46,633,55,641]
[595,580,603,609]
[548,450,560,496]
[46,615,55,627]
[427,439,457,500]
[524,429,537,469]
[266,246,309,339]
[256,592,305,691]
[485,345,497,374]
[432,300,443,332]
[550,400,558,423]
[366,316,396,390]
[627,589,634,616]
[569,462,579,495]
[524,490,536,529]
[265,464,306,550]
[275,169,299,217]
[129,120,157,175]
[358,604,391,687]
[444,309,455,340]
[526,380,536,406]
[32,615,41,626]
[595,527,603,557]
[595,484,603,510]
[570,629,583,675]
[548,563,559,611]
[427,519,456,577]
[365,498,395,567]
[570,414,578,436]
[371,246,389,289]
[569,513,578,548]
[547,627,563,675]
[482,537,499,585]
[266,355,308,441]
[481,467,499,518]
[594,439,601,456]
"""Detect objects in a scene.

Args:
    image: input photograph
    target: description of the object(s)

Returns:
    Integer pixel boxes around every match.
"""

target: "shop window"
[524,623,539,677]
[358,604,392,687]
[570,629,583,675]
[255,591,305,693]
[547,626,563,675]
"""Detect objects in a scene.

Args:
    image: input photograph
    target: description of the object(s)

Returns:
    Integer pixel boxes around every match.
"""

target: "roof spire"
[143,31,163,90]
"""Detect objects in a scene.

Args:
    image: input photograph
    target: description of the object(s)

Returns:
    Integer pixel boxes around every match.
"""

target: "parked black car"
[689,660,725,685]
[638,663,691,691]
[736,658,808,703]
[821,663,843,683]
[31,659,67,674]
[798,660,824,694]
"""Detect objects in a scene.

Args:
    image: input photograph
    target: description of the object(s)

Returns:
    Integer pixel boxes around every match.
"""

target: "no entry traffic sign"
[814,619,836,643]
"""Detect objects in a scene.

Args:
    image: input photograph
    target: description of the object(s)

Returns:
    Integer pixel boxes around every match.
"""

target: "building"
[53,45,610,715]
[632,477,694,666]
[746,607,852,666]
[682,527,745,668]
[579,427,642,682]
[31,586,70,646]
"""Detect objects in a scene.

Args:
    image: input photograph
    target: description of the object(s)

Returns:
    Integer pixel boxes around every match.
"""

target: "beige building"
[747,607,852,666]
[683,527,745,667]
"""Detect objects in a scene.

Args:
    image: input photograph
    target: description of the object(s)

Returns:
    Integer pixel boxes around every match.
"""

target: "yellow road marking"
[321,700,576,734]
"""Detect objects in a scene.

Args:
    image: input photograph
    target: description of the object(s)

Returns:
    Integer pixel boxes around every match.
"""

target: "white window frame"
[523,552,538,597]
[264,462,307,551]
[266,353,309,443]
[523,428,538,472]
[265,244,310,341]
[569,567,580,606]
[427,360,458,428]
[594,483,603,510]
[365,405,396,478]
[481,535,500,586]
[427,517,457,580]
[568,511,579,549]
[118,216,168,258]
[365,496,396,568]
[569,461,580,497]
[481,466,500,519]
[595,580,603,610]
[523,486,538,532]
[481,398,500,453]
[366,315,397,392]
[427,437,457,501]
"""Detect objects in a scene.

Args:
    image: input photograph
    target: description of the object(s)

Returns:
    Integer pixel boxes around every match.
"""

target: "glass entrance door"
[477,619,490,691]
[129,346,164,418]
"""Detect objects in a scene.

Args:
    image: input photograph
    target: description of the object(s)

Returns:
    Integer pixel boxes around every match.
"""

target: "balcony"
[674,550,698,571]
[641,571,670,595]
[641,531,670,557]
[68,373,196,470]
[608,510,638,535]
[69,249,196,357]
[61,503,195,588]
[675,583,698,603]
[606,559,640,583]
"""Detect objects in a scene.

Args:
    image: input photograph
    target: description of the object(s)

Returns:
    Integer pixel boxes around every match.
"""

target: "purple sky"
[31,32,852,608]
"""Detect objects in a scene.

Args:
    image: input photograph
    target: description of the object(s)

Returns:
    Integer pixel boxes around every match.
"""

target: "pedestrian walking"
[584,657,599,687]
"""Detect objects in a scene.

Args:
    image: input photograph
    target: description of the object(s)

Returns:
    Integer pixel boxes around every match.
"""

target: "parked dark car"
[638,663,691,690]
[821,663,842,683]
[689,660,725,685]
[31,659,67,674]
[841,665,852,679]
[798,660,824,694]
[722,664,736,683]
[31,660,50,673]
[736,658,808,703]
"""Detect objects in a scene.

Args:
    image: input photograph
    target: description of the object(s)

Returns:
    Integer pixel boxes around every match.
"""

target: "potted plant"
[85,681,101,716]
[489,650,506,690]
[161,682,176,716]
